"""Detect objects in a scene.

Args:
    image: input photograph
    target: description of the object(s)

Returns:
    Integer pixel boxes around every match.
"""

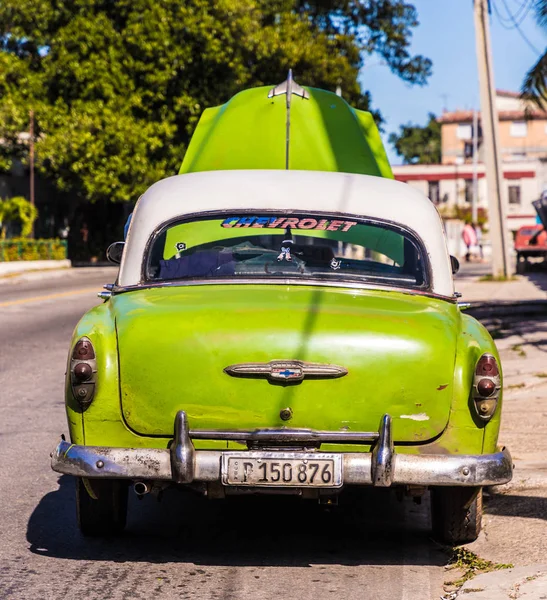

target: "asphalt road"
[0,268,453,599]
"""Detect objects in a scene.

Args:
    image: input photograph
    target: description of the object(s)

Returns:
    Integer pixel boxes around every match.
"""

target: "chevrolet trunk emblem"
[224,360,348,383]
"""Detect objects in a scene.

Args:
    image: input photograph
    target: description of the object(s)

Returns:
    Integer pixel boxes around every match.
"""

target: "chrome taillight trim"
[70,337,97,410]
[473,353,501,421]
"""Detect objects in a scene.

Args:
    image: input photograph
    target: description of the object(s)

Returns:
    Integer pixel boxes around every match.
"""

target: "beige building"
[439,90,547,165]
[392,90,547,232]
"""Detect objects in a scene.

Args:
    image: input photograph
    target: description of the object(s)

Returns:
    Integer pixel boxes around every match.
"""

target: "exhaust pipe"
[133,481,151,496]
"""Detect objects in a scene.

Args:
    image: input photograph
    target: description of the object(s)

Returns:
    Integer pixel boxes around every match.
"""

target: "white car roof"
[119,169,454,297]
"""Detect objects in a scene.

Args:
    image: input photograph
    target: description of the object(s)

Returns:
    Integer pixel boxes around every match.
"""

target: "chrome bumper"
[51,412,513,487]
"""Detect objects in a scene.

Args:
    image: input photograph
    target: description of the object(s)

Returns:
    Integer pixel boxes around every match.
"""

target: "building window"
[428,181,440,204]
[464,141,474,159]
[464,179,474,203]
[457,124,472,140]
[508,185,521,204]
[510,121,527,137]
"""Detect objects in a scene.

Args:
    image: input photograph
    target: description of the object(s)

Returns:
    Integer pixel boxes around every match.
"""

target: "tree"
[388,113,441,164]
[0,0,432,207]
[521,0,547,109]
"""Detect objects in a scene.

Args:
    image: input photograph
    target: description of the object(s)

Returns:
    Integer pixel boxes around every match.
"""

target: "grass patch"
[445,547,513,588]
[535,372,547,378]
[478,274,518,282]
[507,382,526,390]
[511,344,527,357]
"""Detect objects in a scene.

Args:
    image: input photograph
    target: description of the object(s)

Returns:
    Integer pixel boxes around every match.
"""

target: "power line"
[492,0,542,54]
[495,0,534,25]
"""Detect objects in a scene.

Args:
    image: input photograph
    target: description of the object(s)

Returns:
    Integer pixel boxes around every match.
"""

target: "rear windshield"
[146,213,427,289]
[519,227,541,236]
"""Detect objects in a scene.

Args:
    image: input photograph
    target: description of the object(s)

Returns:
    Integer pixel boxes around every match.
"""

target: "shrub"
[0,197,38,239]
[0,238,67,261]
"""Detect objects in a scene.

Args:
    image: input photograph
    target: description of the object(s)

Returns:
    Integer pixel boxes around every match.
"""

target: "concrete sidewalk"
[452,269,547,600]
[0,259,71,277]
[455,268,547,304]
[457,566,547,599]
[0,265,117,287]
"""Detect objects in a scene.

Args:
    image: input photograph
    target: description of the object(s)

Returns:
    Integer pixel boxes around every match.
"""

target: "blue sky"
[363,0,547,164]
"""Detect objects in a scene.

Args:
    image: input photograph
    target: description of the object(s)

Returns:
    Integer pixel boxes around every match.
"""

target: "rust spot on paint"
[416,443,451,455]
[437,384,448,391]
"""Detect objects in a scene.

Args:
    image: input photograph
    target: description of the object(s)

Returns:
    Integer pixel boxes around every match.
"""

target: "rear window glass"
[519,228,541,236]
[146,213,427,288]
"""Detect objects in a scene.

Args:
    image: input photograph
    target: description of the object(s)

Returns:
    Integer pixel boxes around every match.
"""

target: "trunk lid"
[114,285,460,442]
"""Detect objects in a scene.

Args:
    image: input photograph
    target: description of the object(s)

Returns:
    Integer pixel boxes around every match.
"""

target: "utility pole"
[474,0,511,277]
[29,109,35,239]
[471,109,479,224]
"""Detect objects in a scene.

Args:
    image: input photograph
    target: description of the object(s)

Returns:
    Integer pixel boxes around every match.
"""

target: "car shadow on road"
[524,269,547,294]
[27,475,448,568]
[478,313,547,349]
[484,491,547,521]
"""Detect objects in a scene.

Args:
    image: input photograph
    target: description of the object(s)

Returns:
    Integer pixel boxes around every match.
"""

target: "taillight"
[475,354,499,377]
[473,354,501,421]
[72,339,95,360]
[70,337,96,409]
[73,362,93,382]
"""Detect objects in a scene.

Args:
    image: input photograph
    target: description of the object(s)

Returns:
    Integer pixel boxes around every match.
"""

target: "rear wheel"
[430,487,482,544]
[76,478,128,536]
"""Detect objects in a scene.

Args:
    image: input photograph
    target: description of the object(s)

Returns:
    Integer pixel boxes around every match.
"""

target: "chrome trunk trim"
[189,427,377,444]
[223,360,348,383]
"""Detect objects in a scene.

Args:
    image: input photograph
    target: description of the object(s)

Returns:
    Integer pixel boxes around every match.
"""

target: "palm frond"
[535,0,547,29]
[522,49,547,110]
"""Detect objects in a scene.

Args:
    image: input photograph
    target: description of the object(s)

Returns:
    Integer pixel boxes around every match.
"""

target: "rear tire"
[517,255,527,274]
[431,487,482,544]
[76,478,128,536]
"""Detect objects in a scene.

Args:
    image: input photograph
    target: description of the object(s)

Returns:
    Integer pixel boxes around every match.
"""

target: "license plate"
[221,452,342,487]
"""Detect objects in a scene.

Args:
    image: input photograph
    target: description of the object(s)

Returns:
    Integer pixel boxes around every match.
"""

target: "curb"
[467,300,547,320]
[456,564,547,599]
[0,265,118,285]
[0,259,71,277]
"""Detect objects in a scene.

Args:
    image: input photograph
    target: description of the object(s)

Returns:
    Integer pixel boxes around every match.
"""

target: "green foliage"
[0,238,67,261]
[0,196,38,238]
[479,274,518,282]
[437,205,488,230]
[0,0,431,205]
[295,0,432,84]
[522,1,547,109]
[444,547,513,588]
[453,206,488,229]
[388,113,441,164]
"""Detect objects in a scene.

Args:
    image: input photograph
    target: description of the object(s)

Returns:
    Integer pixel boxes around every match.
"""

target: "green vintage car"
[51,75,512,544]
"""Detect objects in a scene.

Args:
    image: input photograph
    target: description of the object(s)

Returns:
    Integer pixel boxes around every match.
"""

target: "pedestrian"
[462,222,477,262]
[473,222,484,261]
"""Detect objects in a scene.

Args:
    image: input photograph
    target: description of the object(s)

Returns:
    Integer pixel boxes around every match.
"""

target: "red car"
[515,225,547,273]
[515,197,547,273]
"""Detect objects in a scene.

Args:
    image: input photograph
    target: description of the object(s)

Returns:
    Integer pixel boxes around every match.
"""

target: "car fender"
[66,302,120,445]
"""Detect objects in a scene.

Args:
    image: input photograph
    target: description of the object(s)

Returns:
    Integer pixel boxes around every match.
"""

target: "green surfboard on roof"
[180,71,393,178]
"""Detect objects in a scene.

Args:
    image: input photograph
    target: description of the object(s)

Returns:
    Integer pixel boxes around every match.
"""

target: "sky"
[362,0,547,164]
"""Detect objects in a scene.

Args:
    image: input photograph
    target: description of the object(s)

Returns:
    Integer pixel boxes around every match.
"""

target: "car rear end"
[51,170,512,541]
